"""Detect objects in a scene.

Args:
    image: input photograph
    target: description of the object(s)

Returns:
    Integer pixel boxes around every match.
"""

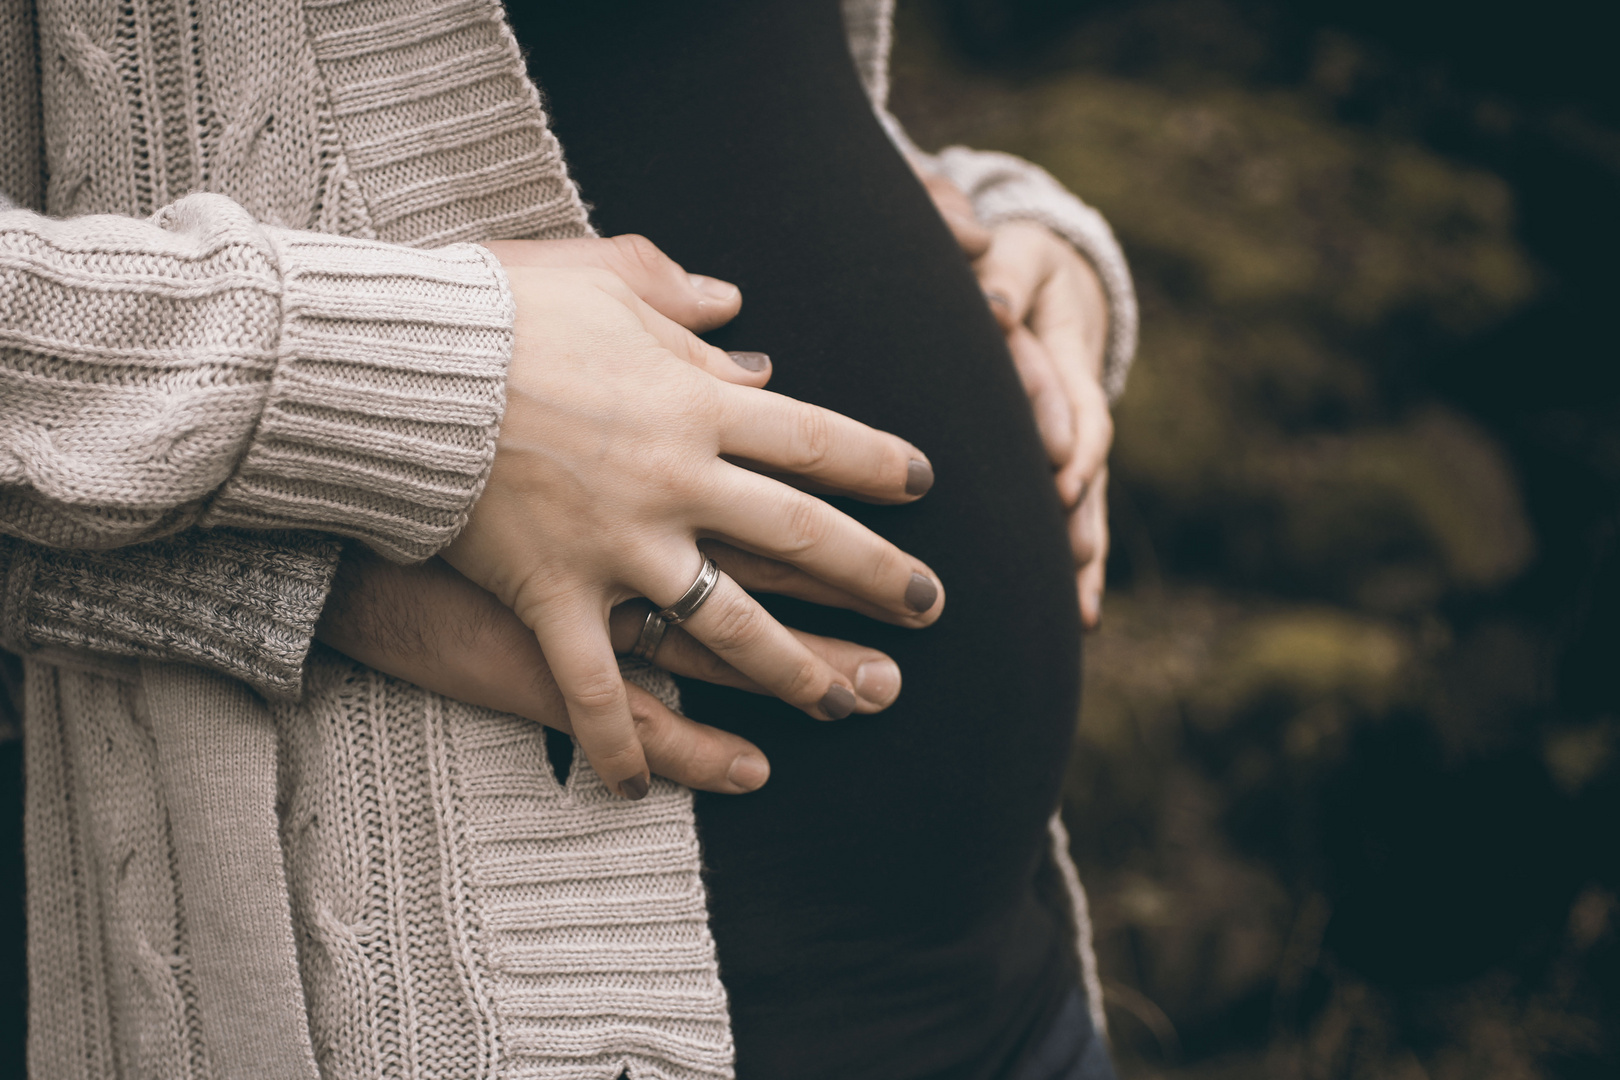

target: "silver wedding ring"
[631,608,668,662]
[659,557,720,625]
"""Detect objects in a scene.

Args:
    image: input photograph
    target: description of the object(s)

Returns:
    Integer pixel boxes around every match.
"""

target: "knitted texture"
[0,529,340,702]
[4,1,1123,1076]
[1,0,1135,693]
[0,196,514,561]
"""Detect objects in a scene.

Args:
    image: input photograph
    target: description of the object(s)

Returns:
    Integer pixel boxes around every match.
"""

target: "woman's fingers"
[531,602,651,799]
[914,167,993,259]
[1055,375,1114,507]
[627,684,772,794]
[1068,468,1109,629]
[643,559,861,721]
[975,222,1060,331]
[609,602,902,712]
[715,384,934,504]
[699,540,922,626]
[703,468,944,625]
[1007,325,1076,467]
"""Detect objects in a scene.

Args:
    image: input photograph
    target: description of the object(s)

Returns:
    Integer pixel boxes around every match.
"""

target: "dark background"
[891,0,1618,1076]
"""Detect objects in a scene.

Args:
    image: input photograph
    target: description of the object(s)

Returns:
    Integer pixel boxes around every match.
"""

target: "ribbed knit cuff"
[203,235,514,563]
[0,529,340,702]
[933,146,1139,403]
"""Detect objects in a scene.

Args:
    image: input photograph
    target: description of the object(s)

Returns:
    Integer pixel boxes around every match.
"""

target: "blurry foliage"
[892,1,1617,1076]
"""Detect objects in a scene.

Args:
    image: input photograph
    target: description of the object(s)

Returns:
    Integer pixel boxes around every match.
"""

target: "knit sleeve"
[0,529,339,702]
[0,191,513,563]
[0,0,44,215]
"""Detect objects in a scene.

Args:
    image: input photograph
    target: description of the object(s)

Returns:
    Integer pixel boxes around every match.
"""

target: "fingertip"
[818,683,856,720]
[905,458,934,497]
[620,772,651,800]
[689,273,739,303]
[728,350,771,376]
[854,657,901,709]
[904,572,939,614]
[727,751,770,791]
[689,275,742,331]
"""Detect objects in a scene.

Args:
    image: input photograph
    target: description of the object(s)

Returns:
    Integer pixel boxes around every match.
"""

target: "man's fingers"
[480,234,742,332]
[716,385,933,503]
[1007,326,1076,467]
[627,684,771,794]
[531,604,650,799]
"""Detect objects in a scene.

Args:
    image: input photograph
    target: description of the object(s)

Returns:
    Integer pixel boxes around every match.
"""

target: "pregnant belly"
[514,0,1084,1072]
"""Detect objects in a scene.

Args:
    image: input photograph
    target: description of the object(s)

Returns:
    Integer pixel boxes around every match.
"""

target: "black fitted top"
[507,2,1085,1076]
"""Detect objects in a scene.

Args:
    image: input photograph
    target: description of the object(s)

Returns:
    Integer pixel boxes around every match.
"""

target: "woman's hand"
[445,236,944,798]
[916,168,1114,628]
[316,547,905,795]
[976,221,1112,629]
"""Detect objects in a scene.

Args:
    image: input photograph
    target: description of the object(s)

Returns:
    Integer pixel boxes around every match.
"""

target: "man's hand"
[917,168,1114,627]
[317,547,905,796]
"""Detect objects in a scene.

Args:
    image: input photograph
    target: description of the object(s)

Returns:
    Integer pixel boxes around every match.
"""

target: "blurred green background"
[890,1,1619,1076]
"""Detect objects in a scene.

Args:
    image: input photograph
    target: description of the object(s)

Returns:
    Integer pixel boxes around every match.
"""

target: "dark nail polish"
[905,572,938,613]
[621,773,650,800]
[906,459,934,496]
[819,684,856,720]
[728,351,769,372]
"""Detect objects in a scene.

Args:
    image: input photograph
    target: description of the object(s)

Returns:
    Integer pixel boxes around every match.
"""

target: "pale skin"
[316,195,1114,799]
[915,166,1114,628]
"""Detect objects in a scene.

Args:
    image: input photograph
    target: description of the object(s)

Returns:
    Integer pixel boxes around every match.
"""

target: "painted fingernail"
[906,459,934,496]
[728,752,770,790]
[855,659,901,706]
[690,273,739,301]
[905,572,938,613]
[819,684,856,720]
[621,773,650,800]
[728,350,769,372]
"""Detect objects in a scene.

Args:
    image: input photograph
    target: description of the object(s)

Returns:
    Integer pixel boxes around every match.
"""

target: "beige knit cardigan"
[0,0,1135,1076]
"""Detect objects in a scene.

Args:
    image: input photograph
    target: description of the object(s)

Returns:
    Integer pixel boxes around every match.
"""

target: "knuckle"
[581,267,637,306]
[566,667,624,713]
[782,655,824,705]
[700,596,768,655]
[591,739,644,776]
[865,542,909,598]
[788,408,834,473]
[612,232,669,275]
[681,373,725,425]
[776,493,826,557]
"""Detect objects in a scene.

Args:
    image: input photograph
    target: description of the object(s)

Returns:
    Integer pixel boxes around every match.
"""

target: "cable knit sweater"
[0,0,1134,1076]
